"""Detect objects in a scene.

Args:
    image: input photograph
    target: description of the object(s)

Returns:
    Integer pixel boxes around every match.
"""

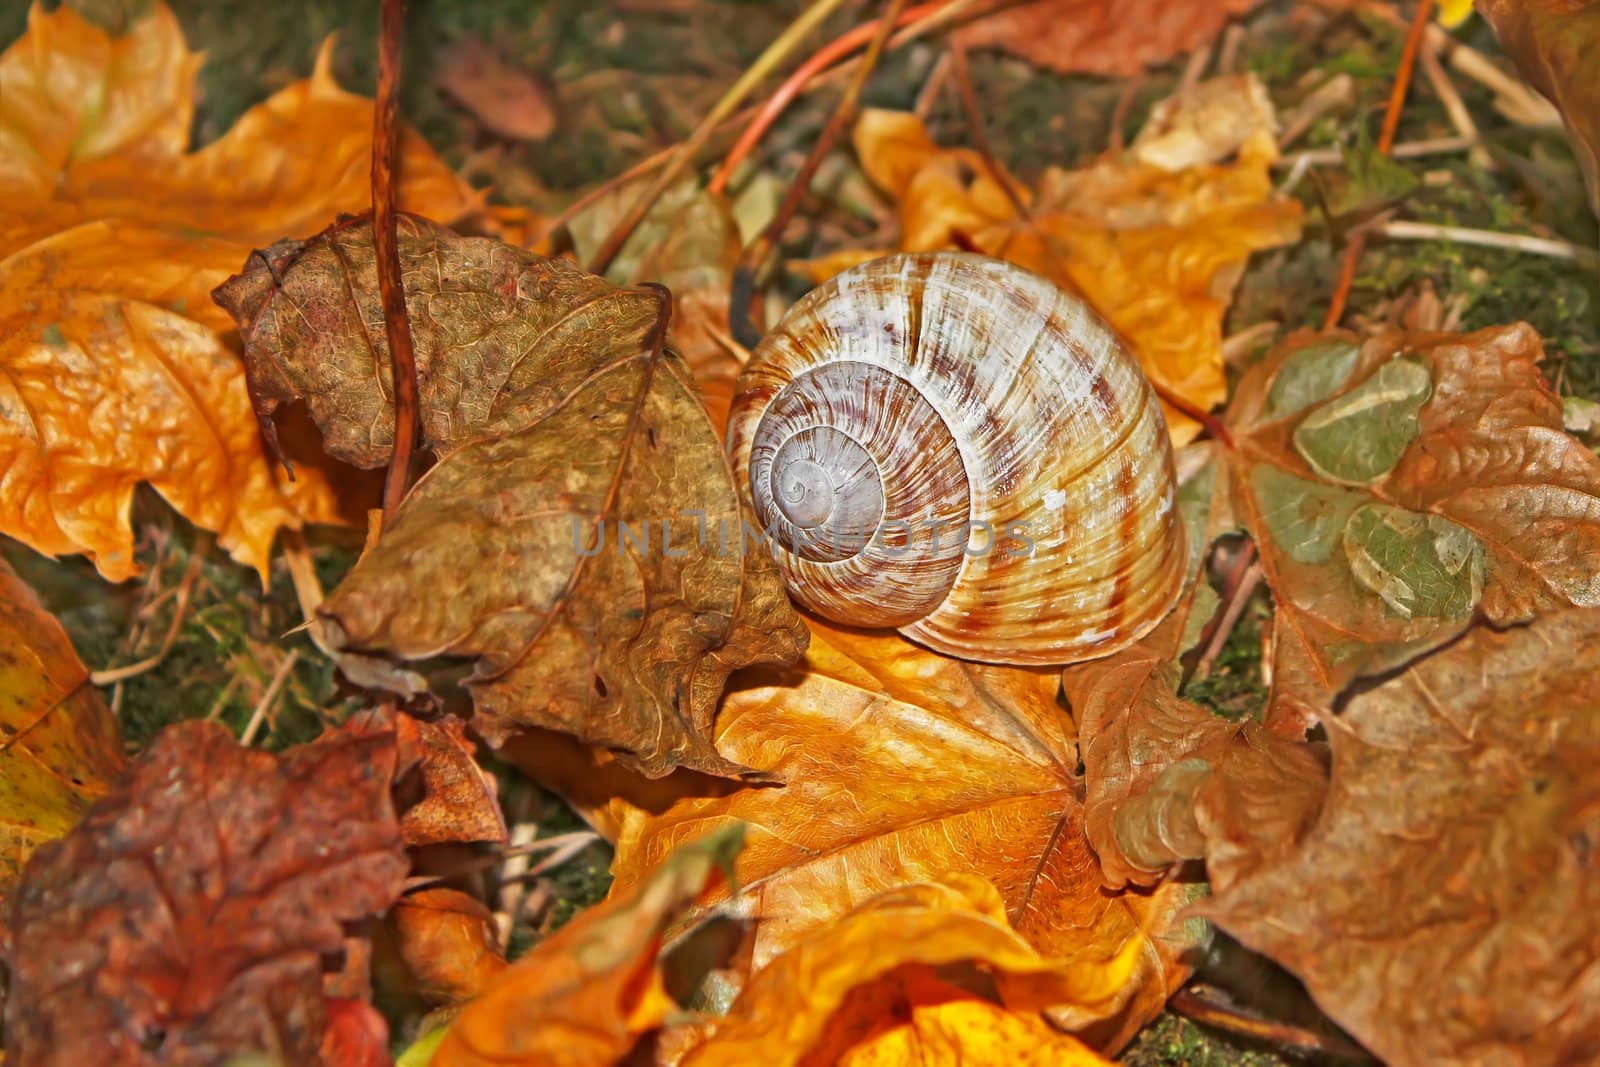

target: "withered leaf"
[608,617,1204,1054]
[1479,0,1600,217]
[214,218,808,780]
[0,558,124,919]
[396,714,507,847]
[1226,325,1600,728]
[955,0,1258,78]
[1198,606,1600,1066]
[0,2,472,581]
[5,719,408,1065]
[678,876,1127,1067]
[390,888,507,1006]
[431,825,743,1067]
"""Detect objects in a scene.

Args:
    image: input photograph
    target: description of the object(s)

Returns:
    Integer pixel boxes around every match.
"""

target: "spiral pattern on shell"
[727,252,1187,666]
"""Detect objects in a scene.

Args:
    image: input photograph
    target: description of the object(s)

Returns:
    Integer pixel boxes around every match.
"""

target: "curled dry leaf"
[437,36,557,142]
[0,2,474,581]
[817,83,1301,443]
[678,875,1128,1067]
[4,718,408,1066]
[396,714,507,847]
[214,217,808,780]
[1198,605,1600,1066]
[955,0,1258,78]
[607,616,1204,1053]
[391,889,508,1006]
[1479,0,1600,217]
[0,558,124,920]
[1225,325,1600,729]
[431,825,743,1067]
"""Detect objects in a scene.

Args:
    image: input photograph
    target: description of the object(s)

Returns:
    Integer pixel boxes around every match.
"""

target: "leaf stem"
[374,0,420,522]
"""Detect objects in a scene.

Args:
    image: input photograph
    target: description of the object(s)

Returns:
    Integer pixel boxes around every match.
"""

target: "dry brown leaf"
[0,558,124,923]
[607,616,1204,1053]
[431,825,743,1067]
[396,714,507,847]
[1225,325,1600,729]
[1479,0,1600,217]
[4,718,408,1065]
[391,889,508,1006]
[437,36,557,142]
[0,2,474,581]
[1197,605,1600,1066]
[955,0,1258,78]
[824,88,1301,443]
[677,876,1126,1066]
[215,217,808,780]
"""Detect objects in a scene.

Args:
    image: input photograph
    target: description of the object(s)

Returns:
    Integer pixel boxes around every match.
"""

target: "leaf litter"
[1,0,1599,1065]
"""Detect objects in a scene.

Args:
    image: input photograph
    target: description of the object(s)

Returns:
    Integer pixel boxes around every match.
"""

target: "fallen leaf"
[215,217,808,780]
[1198,605,1600,1066]
[4,718,408,1065]
[438,36,557,142]
[678,876,1127,1066]
[391,889,507,1006]
[609,616,1204,1053]
[1225,325,1600,728]
[396,715,507,847]
[0,1,475,581]
[320,997,392,1067]
[1479,0,1600,217]
[431,825,744,1067]
[0,558,124,921]
[955,0,1258,77]
[831,85,1302,443]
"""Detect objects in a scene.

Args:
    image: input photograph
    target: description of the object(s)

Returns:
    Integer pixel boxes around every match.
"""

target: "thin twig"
[90,551,204,686]
[1106,73,1145,153]
[1274,134,1472,169]
[587,0,857,276]
[1216,23,1245,75]
[1418,37,1487,168]
[1194,560,1263,682]
[1276,73,1353,150]
[373,0,419,522]
[731,0,913,346]
[1375,219,1600,267]
[949,35,1030,219]
[240,649,300,746]
[1324,0,1433,329]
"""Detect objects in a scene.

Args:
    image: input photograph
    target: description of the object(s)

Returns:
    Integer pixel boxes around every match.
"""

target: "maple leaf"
[4,718,408,1065]
[954,0,1258,78]
[678,876,1128,1066]
[214,217,808,780]
[1225,325,1600,729]
[1479,0,1600,217]
[430,825,744,1067]
[0,558,124,921]
[599,616,1203,1054]
[1197,605,1600,1066]
[817,79,1302,443]
[0,1,474,581]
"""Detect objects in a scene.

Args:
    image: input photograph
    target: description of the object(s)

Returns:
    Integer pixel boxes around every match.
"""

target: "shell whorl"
[727,252,1187,665]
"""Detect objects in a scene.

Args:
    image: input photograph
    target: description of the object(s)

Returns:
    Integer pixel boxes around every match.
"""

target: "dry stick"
[949,35,1030,219]
[1418,38,1487,168]
[91,550,204,686]
[914,47,954,119]
[373,0,419,522]
[1216,22,1245,75]
[1323,0,1433,330]
[1193,559,1263,682]
[709,0,954,196]
[1181,541,1258,693]
[1170,987,1371,1061]
[1106,73,1145,153]
[1376,219,1600,267]
[731,0,913,347]
[240,649,301,746]
[586,0,858,277]
[1276,133,1472,169]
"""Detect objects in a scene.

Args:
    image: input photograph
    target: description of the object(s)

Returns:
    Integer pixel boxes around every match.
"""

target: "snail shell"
[727,252,1186,666]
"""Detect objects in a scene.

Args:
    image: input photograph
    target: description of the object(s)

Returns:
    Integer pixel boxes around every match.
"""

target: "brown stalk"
[731,0,912,347]
[949,36,1030,219]
[373,0,420,522]
[1322,0,1433,329]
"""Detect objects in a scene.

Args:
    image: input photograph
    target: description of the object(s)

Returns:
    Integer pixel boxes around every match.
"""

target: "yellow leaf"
[432,826,743,1067]
[679,876,1129,1066]
[0,558,124,921]
[0,3,475,581]
[840,998,1115,1067]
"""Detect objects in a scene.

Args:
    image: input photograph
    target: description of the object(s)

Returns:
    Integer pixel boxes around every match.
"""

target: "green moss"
[1122,1013,1291,1067]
